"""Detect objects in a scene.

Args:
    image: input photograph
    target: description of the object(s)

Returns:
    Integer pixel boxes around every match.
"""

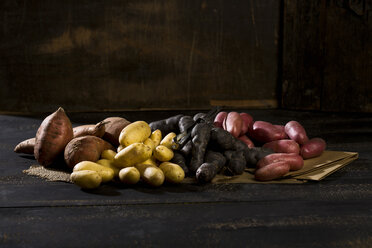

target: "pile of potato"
[14,108,184,189]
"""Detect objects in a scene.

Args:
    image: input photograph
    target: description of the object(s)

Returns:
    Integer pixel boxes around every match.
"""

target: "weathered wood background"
[0,0,371,113]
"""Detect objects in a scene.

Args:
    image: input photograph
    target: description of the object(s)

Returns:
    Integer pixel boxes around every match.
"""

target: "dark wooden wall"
[282,0,372,112]
[0,0,279,113]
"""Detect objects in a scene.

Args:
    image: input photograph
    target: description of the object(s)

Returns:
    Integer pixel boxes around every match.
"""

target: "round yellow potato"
[144,138,155,151]
[119,121,151,147]
[119,167,140,184]
[159,162,185,184]
[96,159,120,178]
[153,145,174,162]
[101,149,117,161]
[160,132,177,149]
[114,143,152,168]
[117,145,125,153]
[150,129,162,147]
[139,157,158,167]
[70,170,102,189]
[73,161,114,183]
[142,166,165,187]
[135,163,157,175]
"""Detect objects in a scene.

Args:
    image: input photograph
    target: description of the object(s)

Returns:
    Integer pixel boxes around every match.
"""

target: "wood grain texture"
[0,0,279,112]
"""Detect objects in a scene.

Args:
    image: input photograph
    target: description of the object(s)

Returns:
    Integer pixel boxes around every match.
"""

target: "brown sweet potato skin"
[34,107,74,166]
[73,121,106,138]
[64,135,115,168]
[14,138,35,155]
[102,117,131,146]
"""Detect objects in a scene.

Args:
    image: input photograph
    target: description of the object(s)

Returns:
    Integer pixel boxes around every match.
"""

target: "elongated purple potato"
[284,121,309,145]
[301,138,326,159]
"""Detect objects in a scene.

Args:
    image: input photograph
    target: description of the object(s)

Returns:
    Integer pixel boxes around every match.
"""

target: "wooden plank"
[0,0,279,113]
[282,0,327,110]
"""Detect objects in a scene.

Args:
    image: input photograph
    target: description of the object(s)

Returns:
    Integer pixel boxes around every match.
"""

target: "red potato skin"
[301,138,326,159]
[73,121,106,138]
[257,153,304,171]
[64,135,115,168]
[255,161,290,181]
[102,117,131,146]
[214,112,228,128]
[262,139,300,154]
[14,138,36,155]
[223,112,243,138]
[34,107,74,167]
[249,121,287,143]
[274,125,289,139]
[284,121,309,145]
[238,135,255,148]
[239,113,254,135]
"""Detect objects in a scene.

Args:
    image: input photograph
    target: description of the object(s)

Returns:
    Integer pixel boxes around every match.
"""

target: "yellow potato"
[150,129,162,147]
[70,170,102,189]
[142,166,165,187]
[117,145,125,153]
[159,162,185,184]
[101,149,117,161]
[119,121,151,147]
[153,145,174,162]
[114,143,152,168]
[144,138,155,151]
[73,161,114,183]
[135,163,158,175]
[139,157,158,167]
[119,167,140,184]
[96,159,120,178]
[160,132,177,149]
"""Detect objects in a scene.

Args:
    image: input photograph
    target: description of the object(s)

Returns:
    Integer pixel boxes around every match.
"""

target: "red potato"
[64,135,115,168]
[284,121,309,145]
[73,121,106,138]
[214,112,227,128]
[249,121,287,143]
[301,138,326,159]
[223,112,243,138]
[274,125,289,139]
[257,153,304,171]
[239,113,254,135]
[255,161,290,181]
[14,138,35,155]
[34,107,74,167]
[238,135,255,148]
[263,139,300,154]
[102,117,131,146]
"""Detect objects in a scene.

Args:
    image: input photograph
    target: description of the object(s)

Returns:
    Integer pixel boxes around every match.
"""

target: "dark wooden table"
[1,109,371,248]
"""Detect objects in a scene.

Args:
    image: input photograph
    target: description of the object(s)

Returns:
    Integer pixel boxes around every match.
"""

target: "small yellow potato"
[159,162,185,184]
[117,145,125,153]
[139,157,158,167]
[160,132,177,149]
[153,145,174,162]
[142,166,165,187]
[114,143,152,168]
[101,149,117,161]
[96,159,120,177]
[70,170,102,189]
[119,167,140,184]
[119,121,151,147]
[144,138,155,151]
[73,161,114,183]
[135,163,157,175]
[150,129,162,147]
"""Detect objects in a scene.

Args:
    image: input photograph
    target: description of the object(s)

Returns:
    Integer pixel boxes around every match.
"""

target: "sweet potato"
[213,112,227,128]
[73,121,106,138]
[239,113,254,135]
[301,138,326,159]
[14,137,35,155]
[64,135,115,168]
[250,121,287,143]
[262,139,300,154]
[284,121,309,145]
[255,161,290,181]
[257,153,304,171]
[149,114,183,135]
[102,117,131,146]
[223,112,243,138]
[34,107,74,167]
